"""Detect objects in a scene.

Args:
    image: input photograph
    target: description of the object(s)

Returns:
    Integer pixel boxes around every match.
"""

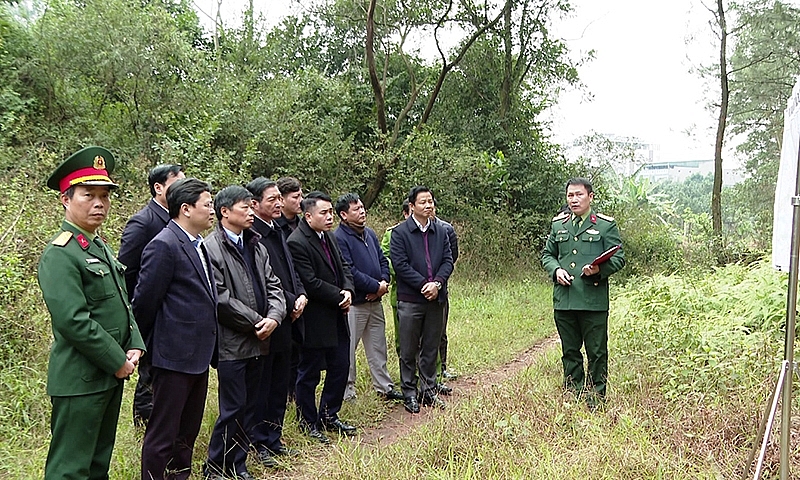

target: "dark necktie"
[320,235,334,270]
[191,238,212,288]
[235,237,244,254]
[422,230,433,281]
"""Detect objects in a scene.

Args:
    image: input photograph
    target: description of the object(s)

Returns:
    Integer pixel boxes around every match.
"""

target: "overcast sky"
[192,0,737,164]
[549,0,720,163]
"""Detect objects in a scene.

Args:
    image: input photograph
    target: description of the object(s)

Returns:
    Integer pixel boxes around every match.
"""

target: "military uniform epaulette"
[51,231,73,247]
[595,213,615,222]
[552,212,569,222]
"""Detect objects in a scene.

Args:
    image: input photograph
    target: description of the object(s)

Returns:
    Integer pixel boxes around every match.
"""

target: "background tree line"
[0,0,796,309]
[1,0,796,276]
[0,0,583,259]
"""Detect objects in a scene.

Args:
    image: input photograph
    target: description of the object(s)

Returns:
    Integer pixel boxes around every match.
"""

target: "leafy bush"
[612,260,786,403]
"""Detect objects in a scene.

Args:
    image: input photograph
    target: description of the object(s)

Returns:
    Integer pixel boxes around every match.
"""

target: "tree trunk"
[712,0,728,257]
[499,0,513,126]
[362,162,388,209]
[366,0,387,135]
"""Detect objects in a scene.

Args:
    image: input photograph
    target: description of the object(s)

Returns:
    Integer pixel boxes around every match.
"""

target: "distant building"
[637,159,743,186]
[563,133,745,186]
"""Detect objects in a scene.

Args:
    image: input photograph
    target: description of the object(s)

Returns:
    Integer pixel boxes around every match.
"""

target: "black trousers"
[141,368,209,480]
[250,349,291,453]
[397,301,445,400]
[206,357,264,475]
[295,321,349,429]
[133,353,153,423]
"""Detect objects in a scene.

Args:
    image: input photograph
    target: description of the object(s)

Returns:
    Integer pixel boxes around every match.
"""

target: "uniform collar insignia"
[76,233,90,250]
[590,214,597,224]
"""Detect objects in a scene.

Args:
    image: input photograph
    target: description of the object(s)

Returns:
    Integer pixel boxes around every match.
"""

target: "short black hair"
[166,178,212,219]
[246,177,278,201]
[407,185,432,205]
[214,185,252,221]
[148,164,183,197]
[565,177,593,194]
[334,192,361,219]
[301,191,331,213]
[276,177,302,196]
[402,199,409,215]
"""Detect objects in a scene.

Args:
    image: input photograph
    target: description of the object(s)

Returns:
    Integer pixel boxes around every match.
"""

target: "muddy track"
[355,335,560,447]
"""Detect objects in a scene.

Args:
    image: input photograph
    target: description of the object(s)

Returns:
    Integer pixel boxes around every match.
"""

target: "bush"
[612,260,786,403]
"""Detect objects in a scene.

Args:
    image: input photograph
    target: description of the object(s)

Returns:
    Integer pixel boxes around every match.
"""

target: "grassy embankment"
[2,255,793,479]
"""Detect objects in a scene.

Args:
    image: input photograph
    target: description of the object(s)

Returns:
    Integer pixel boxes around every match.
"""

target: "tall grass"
[0,274,556,478]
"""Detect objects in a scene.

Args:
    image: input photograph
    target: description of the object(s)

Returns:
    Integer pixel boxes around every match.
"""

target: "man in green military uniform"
[541,177,624,409]
[38,146,146,479]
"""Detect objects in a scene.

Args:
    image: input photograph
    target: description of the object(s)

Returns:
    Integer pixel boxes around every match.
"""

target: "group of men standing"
[37,145,625,480]
[37,146,460,480]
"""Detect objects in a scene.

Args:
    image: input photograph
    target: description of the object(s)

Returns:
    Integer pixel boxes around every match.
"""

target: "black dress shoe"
[306,428,331,444]
[379,389,404,401]
[257,449,278,468]
[235,472,257,480]
[421,394,446,410]
[269,445,299,457]
[436,383,453,396]
[404,396,420,413]
[202,467,225,480]
[322,418,357,436]
[441,369,458,380]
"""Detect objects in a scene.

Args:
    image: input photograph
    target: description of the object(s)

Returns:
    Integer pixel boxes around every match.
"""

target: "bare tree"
[710,0,729,243]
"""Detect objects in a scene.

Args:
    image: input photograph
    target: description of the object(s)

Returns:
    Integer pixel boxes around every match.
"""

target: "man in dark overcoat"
[287,191,356,443]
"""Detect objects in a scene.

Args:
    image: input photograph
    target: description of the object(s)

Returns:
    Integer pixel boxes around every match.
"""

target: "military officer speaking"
[37,146,145,479]
[541,177,624,409]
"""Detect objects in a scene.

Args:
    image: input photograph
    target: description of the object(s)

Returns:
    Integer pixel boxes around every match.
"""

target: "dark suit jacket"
[252,216,306,350]
[118,199,171,301]
[132,221,218,374]
[434,217,459,264]
[287,219,354,349]
[390,216,454,304]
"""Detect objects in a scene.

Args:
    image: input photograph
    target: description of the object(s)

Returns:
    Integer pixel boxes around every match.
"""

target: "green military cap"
[47,146,119,193]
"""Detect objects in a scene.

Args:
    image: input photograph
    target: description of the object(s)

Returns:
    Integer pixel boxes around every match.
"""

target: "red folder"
[590,244,622,267]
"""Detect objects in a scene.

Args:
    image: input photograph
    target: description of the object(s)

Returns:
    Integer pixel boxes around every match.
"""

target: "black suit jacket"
[118,199,171,301]
[287,219,354,349]
[132,221,218,374]
[252,216,306,349]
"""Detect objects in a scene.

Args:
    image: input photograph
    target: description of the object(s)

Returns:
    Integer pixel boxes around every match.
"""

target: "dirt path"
[356,335,560,446]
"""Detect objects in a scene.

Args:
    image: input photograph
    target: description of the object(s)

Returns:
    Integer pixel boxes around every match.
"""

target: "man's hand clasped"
[291,294,308,321]
[339,290,352,313]
[116,349,143,379]
[365,280,389,301]
[421,281,439,301]
[255,317,279,340]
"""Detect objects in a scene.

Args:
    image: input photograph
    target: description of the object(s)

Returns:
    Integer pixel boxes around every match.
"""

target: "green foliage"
[0,4,36,145]
[613,261,785,403]
[726,0,800,241]
[654,173,712,216]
